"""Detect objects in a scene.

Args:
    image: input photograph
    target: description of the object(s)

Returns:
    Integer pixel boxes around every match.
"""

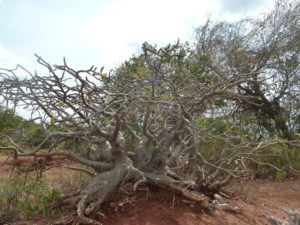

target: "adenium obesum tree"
[0,2,299,224]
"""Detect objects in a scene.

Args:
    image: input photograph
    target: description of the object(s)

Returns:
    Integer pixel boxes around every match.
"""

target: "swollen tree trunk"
[59,150,130,225]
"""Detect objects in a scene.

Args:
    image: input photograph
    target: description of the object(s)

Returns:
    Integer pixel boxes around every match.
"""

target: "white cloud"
[71,0,221,68]
[219,0,274,22]
[70,0,272,69]
[0,0,274,71]
[0,43,28,68]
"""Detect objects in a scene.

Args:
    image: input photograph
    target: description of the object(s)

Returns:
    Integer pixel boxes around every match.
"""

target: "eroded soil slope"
[100,179,300,225]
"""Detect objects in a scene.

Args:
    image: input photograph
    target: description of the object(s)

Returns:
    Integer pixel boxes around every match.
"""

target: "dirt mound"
[1,156,299,225]
[100,179,300,225]
[101,189,214,225]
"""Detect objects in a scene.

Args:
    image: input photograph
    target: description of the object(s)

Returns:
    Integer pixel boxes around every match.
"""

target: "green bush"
[195,117,300,179]
[240,144,300,178]
[0,107,24,133]
[0,175,61,223]
[24,125,47,147]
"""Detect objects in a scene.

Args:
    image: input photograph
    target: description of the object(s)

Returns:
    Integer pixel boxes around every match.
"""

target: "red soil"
[100,179,300,225]
[1,156,299,225]
[1,155,67,167]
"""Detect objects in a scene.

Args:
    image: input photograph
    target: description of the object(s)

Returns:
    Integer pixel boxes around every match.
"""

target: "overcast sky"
[0,0,274,72]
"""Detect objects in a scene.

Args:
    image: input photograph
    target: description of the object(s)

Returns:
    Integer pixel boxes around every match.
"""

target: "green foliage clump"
[0,107,24,133]
[0,175,61,223]
[24,124,47,147]
[249,144,300,178]
[0,107,49,149]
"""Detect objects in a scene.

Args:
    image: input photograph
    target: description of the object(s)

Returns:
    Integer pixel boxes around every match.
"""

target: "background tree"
[194,0,300,140]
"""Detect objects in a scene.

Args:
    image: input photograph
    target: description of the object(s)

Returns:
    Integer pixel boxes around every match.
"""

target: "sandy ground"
[0,156,299,225]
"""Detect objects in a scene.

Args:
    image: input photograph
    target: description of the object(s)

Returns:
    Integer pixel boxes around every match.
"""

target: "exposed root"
[60,159,130,225]
[52,214,75,225]
[214,202,239,212]
[212,193,239,213]
[133,176,147,191]
[166,166,181,180]
[52,163,240,224]
[266,209,300,225]
[73,194,102,225]
[154,181,208,205]
[129,168,210,209]
[51,189,82,208]
[128,167,242,214]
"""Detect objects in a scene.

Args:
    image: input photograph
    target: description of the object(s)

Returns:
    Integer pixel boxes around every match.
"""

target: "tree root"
[129,168,241,213]
[56,160,130,225]
[266,209,300,225]
[129,168,210,209]
[53,164,240,224]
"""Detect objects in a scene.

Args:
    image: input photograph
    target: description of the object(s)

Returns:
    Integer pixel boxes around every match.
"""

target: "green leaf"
[275,171,286,180]
[50,117,56,125]
[131,73,141,80]
[235,48,244,53]
[143,85,152,91]
[162,94,171,101]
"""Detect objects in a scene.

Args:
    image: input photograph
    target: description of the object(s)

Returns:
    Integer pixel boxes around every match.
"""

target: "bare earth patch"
[98,179,300,225]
